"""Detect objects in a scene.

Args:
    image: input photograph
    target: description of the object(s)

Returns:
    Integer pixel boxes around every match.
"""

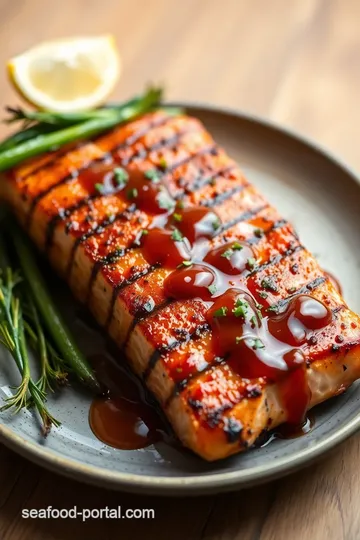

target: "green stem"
[0,124,57,152]
[5,98,140,126]
[0,87,162,171]
[12,222,99,392]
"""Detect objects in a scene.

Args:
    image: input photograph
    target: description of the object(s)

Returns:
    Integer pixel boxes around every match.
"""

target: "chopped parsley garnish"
[208,283,217,295]
[232,242,243,251]
[251,338,265,350]
[171,229,183,242]
[235,336,244,344]
[143,299,155,313]
[181,260,193,267]
[221,248,234,260]
[127,188,138,199]
[145,169,161,183]
[114,167,129,186]
[212,217,221,231]
[177,200,185,210]
[261,276,278,291]
[267,305,279,313]
[254,228,263,238]
[141,229,149,236]
[173,212,182,222]
[247,257,257,270]
[259,290,268,299]
[232,298,249,318]
[213,306,228,318]
[157,190,175,211]
[95,183,104,194]
[250,315,257,327]
[288,286,297,293]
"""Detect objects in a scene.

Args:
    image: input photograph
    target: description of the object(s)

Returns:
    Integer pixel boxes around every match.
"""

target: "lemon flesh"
[8,35,121,112]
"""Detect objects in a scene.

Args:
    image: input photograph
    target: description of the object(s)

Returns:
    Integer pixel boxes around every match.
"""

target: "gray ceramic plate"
[0,104,360,496]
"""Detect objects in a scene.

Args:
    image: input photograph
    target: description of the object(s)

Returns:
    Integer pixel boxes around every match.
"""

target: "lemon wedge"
[7,35,121,112]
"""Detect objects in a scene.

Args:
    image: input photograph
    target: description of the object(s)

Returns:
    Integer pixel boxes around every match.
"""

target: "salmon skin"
[2,109,360,461]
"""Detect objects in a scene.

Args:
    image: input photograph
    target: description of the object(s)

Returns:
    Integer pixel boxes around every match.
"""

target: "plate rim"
[1,101,360,495]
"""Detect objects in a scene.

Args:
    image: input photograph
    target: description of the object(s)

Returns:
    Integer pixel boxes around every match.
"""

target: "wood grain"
[0,0,359,538]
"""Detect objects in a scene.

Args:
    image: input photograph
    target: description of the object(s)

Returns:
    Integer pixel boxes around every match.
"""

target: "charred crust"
[245,384,262,398]
[223,417,243,443]
[202,185,247,208]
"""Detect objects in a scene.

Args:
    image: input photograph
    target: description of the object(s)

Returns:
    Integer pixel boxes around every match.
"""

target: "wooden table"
[0,0,359,538]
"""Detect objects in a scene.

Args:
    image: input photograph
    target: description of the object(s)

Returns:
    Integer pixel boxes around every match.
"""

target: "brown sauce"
[76,164,339,446]
[88,353,168,450]
[259,415,314,448]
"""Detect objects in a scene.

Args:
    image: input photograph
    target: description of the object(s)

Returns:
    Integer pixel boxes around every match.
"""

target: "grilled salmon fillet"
[1,109,360,461]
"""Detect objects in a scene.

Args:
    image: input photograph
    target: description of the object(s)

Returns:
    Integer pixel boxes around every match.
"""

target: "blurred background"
[0,0,359,167]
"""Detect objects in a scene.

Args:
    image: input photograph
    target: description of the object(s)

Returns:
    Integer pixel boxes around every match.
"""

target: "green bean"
[11,222,100,392]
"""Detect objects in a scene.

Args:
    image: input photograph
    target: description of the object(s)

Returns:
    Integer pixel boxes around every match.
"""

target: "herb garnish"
[171,229,183,242]
[213,306,228,318]
[246,257,257,270]
[221,248,234,260]
[232,298,249,318]
[95,183,104,194]
[208,283,217,295]
[145,169,161,183]
[157,190,175,211]
[114,167,129,186]
[127,188,138,199]
[251,338,265,350]
[212,217,221,231]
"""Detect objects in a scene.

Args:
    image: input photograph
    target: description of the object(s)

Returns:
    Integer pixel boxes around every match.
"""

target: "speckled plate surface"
[0,104,360,496]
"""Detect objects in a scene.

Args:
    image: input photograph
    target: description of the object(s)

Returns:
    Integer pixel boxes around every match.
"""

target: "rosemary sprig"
[0,267,60,434]
[11,221,99,392]
[24,298,68,393]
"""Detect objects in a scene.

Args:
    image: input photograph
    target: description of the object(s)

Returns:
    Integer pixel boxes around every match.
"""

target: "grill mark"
[220,204,269,234]
[89,201,269,336]
[142,323,210,380]
[201,183,249,208]
[177,164,238,198]
[27,115,179,230]
[21,141,89,181]
[166,285,344,405]
[96,202,276,347]
[247,219,288,245]
[126,299,173,340]
[67,144,218,286]
[23,114,172,182]
[84,158,233,302]
[249,244,304,276]
[140,271,328,384]
[104,263,161,330]
[65,204,137,277]
[44,134,215,254]
[166,355,225,406]
[268,276,326,313]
